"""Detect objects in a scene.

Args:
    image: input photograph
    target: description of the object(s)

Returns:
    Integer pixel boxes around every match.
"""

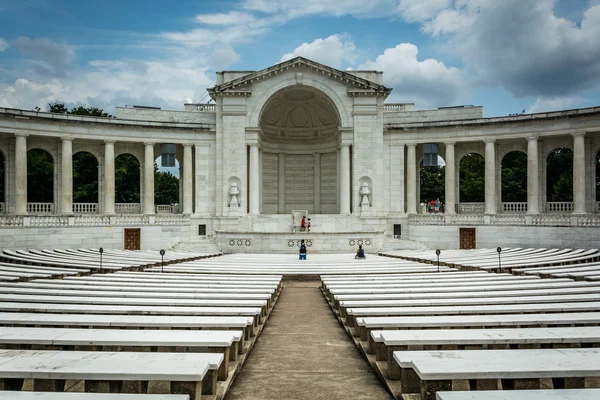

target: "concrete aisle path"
[225,281,392,400]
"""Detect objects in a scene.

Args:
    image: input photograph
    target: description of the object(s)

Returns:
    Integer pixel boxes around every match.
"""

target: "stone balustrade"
[72,203,98,214]
[115,203,141,214]
[383,104,411,111]
[156,204,174,214]
[457,203,485,214]
[408,213,600,227]
[502,202,528,213]
[27,202,54,214]
[0,213,191,227]
[546,202,574,213]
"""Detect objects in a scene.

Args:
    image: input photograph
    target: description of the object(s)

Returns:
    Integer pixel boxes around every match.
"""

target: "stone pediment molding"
[208,57,392,99]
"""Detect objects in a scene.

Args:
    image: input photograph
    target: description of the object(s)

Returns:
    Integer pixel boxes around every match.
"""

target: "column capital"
[406,143,417,148]
[526,135,539,141]
[444,141,456,146]
[104,140,116,144]
[483,138,496,144]
[340,142,351,148]
[61,136,74,142]
[143,141,155,146]
[571,131,586,138]
[14,133,29,138]
[278,152,286,159]
[182,143,193,148]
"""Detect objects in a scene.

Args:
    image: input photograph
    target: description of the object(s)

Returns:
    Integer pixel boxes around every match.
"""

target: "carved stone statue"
[229,183,239,213]
[360,182,371,216]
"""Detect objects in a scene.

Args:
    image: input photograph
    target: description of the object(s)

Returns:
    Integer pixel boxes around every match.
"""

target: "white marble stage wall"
[0,225,190,250]
[409,225,600,250]
[215,231,383,254]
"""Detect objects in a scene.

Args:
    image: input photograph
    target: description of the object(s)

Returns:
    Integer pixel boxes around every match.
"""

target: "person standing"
[299,239,307,260]
[300,216,306,232]
[434,198,441,213]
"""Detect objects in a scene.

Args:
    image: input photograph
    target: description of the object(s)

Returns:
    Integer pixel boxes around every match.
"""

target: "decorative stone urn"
[360,182,371,216]
[229,183,240,214]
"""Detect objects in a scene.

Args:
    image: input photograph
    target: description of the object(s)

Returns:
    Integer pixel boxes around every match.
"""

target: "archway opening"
[420,158,445,213]
[459,153,485,202]
[501,151,527,212]
[115,154,140,213]
[155,156,180,213]
[27,149,54,212]
[73,152,99,213]
[546,148,573,203]
[258,86,341,214]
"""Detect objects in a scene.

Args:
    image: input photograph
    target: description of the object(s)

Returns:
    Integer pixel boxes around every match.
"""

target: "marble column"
[573,132,586,214]
[60,137,73,214]
[484,139,497,215]
[182,144,193,215]
[14,134,28,214]
[444,142,456,215]
[278,153,286,213]
[527,136,540,214]
[313,152,321,214]
[406,144,417,214]
[249,144,260,215]
[340,144,351,214]
[389,144,405,214]
[143,142,155,215]
[103,141,115,215]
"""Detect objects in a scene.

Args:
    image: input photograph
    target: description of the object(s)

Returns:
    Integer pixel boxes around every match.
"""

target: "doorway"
[459,228,476,249]
[124,228,141,250]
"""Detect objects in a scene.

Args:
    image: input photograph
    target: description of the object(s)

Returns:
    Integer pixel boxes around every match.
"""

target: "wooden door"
[459,228,476,250]
[124,228,141,250]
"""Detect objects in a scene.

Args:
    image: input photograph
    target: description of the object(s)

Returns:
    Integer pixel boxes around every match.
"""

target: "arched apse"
[546,148,573,201]
[27,149,54,203]
[501,151,527,202]
[459,153,485,202]
[73,152,99,203]
[115,154,140,203]
[154,156,180,207]
[0,151,4,204]
[419,157,445,206]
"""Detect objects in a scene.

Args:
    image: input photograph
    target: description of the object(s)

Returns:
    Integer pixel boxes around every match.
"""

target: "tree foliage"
[115,154,140,203]
[501,151,527,202]
[546,148,573,201]
[155,162,179,205]
[48,102,112,118]
[73,152,98,203]
[459,153,485,202]
[27,149,54,202]
[420,163,445,204]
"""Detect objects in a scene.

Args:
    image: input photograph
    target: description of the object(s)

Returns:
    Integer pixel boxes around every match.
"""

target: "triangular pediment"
[208,57,392,98]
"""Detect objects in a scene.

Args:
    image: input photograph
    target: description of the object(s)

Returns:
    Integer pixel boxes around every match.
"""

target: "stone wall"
[115,107,216,125]
[0,225,190,250]
[285,154,314,213]
[409,225,600,250]
[321,152,338,213]
[262,152,279,213]
[384,106,483,125]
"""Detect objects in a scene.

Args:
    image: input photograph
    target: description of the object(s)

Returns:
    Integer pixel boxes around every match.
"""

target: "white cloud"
[14,37,74,77]
[360,43,465,108]
[243,0,396,18]
[195,11,256,25]
[280,34,357,68]
[207,45,241,70]
[0,37,8,52]
[527,96,586,114]
[397,0,452,22]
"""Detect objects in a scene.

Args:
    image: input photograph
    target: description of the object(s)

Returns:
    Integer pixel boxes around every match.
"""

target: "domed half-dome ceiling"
[260,88,339,143]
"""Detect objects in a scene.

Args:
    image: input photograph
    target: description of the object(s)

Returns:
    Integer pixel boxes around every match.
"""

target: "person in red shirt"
[300,216,306,232]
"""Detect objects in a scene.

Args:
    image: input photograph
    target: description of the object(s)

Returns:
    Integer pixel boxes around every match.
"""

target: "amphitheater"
[0,57,599,399]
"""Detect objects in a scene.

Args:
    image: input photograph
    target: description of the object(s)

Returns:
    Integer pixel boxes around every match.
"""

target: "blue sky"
[1,0,600,117]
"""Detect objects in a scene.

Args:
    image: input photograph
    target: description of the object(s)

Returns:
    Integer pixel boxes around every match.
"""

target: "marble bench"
[42,279,280,291]
[375,326,600,379]
[435,389,600,400]
[0,327,242,381]
[344,301,600,329]
[0,393,190,399]
[355,312,600,340]
[394,348,600,400]
[0,312,256,340]
[0,349,223,399]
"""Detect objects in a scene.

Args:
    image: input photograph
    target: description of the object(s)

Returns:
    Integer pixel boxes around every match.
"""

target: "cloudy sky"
[1,0,599,117]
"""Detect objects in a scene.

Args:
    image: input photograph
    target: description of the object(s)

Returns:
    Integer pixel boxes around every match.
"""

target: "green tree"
[115,154,140,203]
[459,153,485,202]
[27,149,54,202]
[546,148,573,201]
[420,163,445,204]
[48,102,112,118]
[501,151,527,202]
[155,164,179,205]
[73,152,98,203]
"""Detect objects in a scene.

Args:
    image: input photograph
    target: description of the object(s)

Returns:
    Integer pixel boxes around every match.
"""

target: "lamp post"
[160,249,165,273]
[99,247,104,273]
[497,247,502,273]
[435,249,441,273]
